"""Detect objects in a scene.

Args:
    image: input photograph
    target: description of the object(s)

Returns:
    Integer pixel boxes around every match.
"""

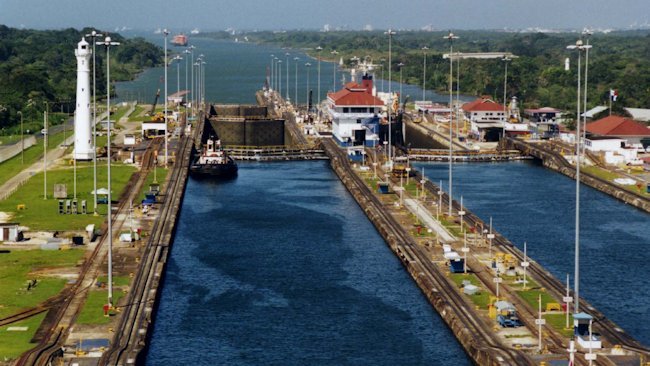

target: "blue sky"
[1,0,649,31]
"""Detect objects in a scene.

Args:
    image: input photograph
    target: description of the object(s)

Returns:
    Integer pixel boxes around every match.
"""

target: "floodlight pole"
[97,36,120,307]
[444,32,458,216]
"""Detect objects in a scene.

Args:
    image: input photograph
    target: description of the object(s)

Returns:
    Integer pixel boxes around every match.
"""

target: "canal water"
[115,35,650,363]
[414,160,650,346]
[144,162,472,365]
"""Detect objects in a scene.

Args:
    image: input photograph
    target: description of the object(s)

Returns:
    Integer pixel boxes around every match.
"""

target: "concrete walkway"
[403,198,456,243]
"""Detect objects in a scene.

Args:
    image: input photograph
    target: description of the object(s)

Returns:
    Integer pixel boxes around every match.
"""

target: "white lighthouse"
[74,37,93,160]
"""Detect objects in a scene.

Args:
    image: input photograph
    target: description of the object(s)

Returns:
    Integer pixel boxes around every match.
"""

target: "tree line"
[223,30,650,121]
[0,25,163,135]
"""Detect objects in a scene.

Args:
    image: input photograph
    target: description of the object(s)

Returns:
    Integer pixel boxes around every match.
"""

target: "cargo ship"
[190,137,238,178]
[171,33,188,47]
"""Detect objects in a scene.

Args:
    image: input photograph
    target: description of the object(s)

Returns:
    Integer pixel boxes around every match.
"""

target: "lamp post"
[43,101,48,200]
[397,62,405,105]
[172,55,182,95]
[444,32,458,216]
[386,29,396,167]
[163,29,169,167]
[294,57,299,106]
[316,46,322,110]
[421,46,428,101]
[85,30,102,214]
[380,58,385,93]
[567,38,591,314]
[305,62,311,110]
[502,56,511,140]
[285,53,290,101]
[582,29,593,158]
[188,45,195,119]
[201,60,207,107]
[17,111,23,164]
[331,50,339,91]
[270,54,274,91]
[184,48,191,105]
[97,35,120,307]
[278,60,282,98]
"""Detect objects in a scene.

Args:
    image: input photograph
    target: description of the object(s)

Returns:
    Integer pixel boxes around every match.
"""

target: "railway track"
[16,138,161,366]
[324,139,532,365]
[412,166,650,365]
[101,128,193,364]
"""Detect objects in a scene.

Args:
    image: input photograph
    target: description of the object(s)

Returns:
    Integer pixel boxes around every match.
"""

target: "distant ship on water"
[171,33,188,46]
[191,28,200,35]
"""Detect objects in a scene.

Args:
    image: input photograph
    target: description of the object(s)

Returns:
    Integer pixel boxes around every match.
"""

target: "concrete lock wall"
[209,118,285,146]
[210,119,246,145]
[245,120,284,146]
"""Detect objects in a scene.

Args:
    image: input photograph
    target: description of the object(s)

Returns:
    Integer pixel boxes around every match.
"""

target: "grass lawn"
[0,131,67,188]
[0,312,47,360]
[0,135,21,145]
[544,313,574,338]
[96,275,131,287]
[449,273,491,309]
[0,249,84,318]
[76,289,126,325]
[517,289,558,310]
[582,166,620,182]
[0,165,136,231]
[138,167,167,202]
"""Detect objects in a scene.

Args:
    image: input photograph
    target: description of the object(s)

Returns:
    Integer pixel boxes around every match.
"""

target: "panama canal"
[144,161,472,365]
[415,160,650,346]
[113,36,650,363]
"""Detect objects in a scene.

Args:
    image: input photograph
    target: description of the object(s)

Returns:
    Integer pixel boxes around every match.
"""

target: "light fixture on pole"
[421,46,428,101]
[285,52,290,101]
[96,35,120,307]
[444,31,458,217]
[270,54,274,91]
[502,56,511,140]
[184,48,191,110]
[43,101,48,200]
[278,60,282,99]
[386,29,396,167]
[397,62,405,105]
[188,45,195,120]
[18,111,23,164]
[567,38,591,314]
[331,50,339,91]
[85,30,103,215]
[305,62,311,110]
[582,29,593,158]
[172,55,183,95]
[294,57,299,105]
[316,46,322,110]
[163,29,169,167]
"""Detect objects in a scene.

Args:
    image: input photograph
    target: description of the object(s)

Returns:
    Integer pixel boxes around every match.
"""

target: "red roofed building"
[586,115,650,144]
[461,97,507,141]
[326,73,384,145]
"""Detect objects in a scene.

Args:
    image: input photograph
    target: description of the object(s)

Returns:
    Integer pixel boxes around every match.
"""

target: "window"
[357,119,362,124]
[343,107,349,113]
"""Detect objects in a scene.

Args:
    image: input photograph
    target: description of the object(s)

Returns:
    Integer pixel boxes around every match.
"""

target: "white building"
[326,73,384,146]
[73,38,94,160]
[462,97,506,141]
[585,136,637,165]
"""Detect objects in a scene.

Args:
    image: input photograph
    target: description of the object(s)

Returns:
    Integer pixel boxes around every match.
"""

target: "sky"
[1,0,649,32]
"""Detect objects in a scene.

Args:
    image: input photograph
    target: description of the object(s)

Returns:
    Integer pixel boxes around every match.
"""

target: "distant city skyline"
[1,0,649,32]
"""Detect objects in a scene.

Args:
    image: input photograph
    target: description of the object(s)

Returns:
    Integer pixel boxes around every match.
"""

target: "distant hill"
[0,25,163,134]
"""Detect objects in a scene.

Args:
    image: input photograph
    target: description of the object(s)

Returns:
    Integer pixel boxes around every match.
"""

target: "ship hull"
[189,160,238,179]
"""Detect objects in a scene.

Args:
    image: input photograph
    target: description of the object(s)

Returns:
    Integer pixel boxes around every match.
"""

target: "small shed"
[0,223,21,242]
[574,312,602,349]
